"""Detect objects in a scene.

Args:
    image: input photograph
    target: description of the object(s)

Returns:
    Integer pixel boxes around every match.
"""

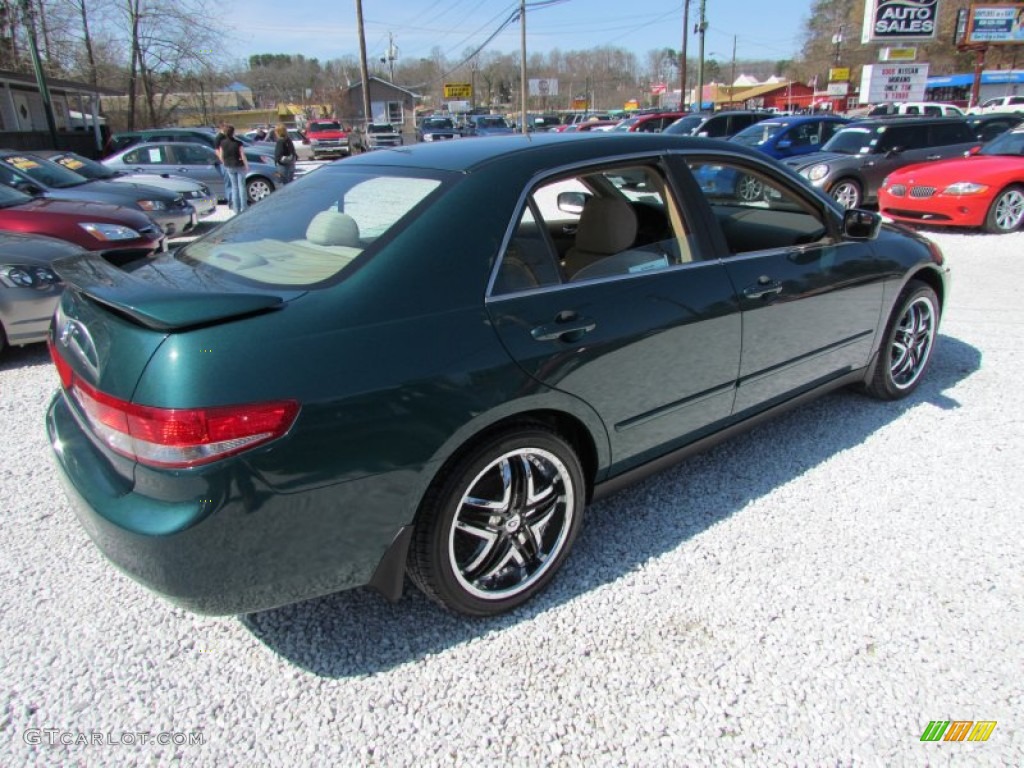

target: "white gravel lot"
[1,219,1022,766]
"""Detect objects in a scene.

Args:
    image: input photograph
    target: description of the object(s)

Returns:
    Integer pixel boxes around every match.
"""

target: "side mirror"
[557,191,588,215]
[842,208,882,240]
[885,146,903,157]
[967,145,982,155]
[15,181,42,196]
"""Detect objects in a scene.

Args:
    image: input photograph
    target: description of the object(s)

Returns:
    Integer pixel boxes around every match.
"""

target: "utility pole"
[382,31,398,83]
[680,0,690,110]
[730,34,737,104]
[355,0,371,128]
[19,0,58,148]
[832,24,844,67]
[520,0,527,134]
[695,0,707,112]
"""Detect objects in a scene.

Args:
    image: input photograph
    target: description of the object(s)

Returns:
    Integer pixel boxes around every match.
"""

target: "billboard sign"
[861,0,939,43]
[528,78,559,97]
[967,4,1024,44]
[859,63,930,103]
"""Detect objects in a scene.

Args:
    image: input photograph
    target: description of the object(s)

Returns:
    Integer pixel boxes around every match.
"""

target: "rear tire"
[865,280,939,400]
[983,185,1024,234]
[246,176,273,203]
[408,426,585,616]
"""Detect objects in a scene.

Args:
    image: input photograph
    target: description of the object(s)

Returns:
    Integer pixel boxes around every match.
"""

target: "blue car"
[729,115,851,159]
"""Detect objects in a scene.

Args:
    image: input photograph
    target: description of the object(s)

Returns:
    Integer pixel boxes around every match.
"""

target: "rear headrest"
[575,198,637,255]
[306,211,360,247]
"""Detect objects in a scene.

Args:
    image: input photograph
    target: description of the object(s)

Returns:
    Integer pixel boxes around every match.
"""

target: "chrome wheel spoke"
[449,446,576,601]
[890,297,935,388]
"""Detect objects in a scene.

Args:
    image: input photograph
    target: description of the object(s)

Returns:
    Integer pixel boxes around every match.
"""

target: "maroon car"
[0,184,163,258]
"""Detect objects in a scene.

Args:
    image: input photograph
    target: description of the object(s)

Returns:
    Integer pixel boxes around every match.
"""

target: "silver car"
[102,142,282,204]
[38,150,217,218]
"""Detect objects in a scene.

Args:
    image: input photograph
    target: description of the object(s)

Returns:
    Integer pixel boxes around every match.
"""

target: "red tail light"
[50,342,298,468]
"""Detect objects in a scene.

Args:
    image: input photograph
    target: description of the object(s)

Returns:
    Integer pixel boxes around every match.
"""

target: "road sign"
[443,83,472,100]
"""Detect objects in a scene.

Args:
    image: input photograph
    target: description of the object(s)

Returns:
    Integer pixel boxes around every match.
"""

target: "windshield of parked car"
[821,127,875,154]
[0,155,90,188]
[309,121,342,131]
[177,166,452,289]
[51,153,117,180]
[979,129,1024,156]
[610,117,638,132]
[474,116,508,128]
[663,115,705,135]
[0,184,33,208]
[731,121,786,146]
[422,118,454,130]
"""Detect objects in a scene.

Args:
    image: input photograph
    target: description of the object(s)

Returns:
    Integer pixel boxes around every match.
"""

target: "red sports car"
[878,127,1024,234]
[0,184,163,257]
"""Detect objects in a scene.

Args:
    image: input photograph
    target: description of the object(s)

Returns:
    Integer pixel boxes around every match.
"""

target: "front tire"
[984,185,1024,234]
[865,280,939,400]
[408,427,585,616]
[829,178,862,209]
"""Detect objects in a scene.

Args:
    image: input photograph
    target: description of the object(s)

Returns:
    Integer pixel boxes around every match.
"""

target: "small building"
[339,77,419,128]
[0,69,118,156]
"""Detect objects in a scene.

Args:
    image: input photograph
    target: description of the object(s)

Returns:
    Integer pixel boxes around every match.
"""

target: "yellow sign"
[880,47,918,62]
[572,98,589,110]
[829,67,851,82]
[624,99,640,111]
[443,83,472,100]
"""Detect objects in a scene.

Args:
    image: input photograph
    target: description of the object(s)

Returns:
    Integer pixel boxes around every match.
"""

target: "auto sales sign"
[861,0,939,43]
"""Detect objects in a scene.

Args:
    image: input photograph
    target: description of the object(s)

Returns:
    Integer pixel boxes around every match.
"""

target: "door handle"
[531,311,596,342]
[743,278,783,300]
[925,154,941,161]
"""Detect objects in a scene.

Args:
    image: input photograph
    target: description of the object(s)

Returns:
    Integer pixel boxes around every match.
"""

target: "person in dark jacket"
[213,121,234,210]
[273,123,297,185]
[216,124,249,213]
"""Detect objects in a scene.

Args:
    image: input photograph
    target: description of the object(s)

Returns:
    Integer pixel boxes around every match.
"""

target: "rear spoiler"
[54,253,298,332]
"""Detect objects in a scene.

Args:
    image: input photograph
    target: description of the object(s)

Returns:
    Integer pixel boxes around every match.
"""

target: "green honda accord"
[46,133,949,617]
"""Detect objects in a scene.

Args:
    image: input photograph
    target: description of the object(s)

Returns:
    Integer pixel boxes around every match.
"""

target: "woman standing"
[217,124,249,213]
[274,124,297,185]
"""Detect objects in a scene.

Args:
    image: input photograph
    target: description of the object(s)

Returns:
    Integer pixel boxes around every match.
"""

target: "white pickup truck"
[968,95,1024,115]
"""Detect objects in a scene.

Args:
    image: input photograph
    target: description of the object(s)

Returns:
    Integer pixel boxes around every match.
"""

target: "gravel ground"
[1,222,1022,766]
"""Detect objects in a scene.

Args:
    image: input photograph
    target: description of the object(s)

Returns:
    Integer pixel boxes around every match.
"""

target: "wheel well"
[909,267,946,310]
[427,410,600,507]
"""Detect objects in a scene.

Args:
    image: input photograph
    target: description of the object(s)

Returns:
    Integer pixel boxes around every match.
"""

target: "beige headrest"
[575,198,637,255]
[306,211,360,247]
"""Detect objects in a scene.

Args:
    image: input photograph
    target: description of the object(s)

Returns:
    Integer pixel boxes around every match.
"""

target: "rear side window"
[929,122,973,145]
[876,125,926,151]
[492,163,694,293]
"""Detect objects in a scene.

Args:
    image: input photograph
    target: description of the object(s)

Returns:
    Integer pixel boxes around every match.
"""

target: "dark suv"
[781,117,979,208]
[664,110,771,138]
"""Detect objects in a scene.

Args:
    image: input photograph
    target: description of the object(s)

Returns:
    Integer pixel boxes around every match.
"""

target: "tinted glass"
[823,127,875,154]
[0,183,33,207]
[51,153,114,180]
[979,130,1024,156]
[0,155,88,188]
[664,115,705,135]
[731,121,785,146]
[928,122,973,145]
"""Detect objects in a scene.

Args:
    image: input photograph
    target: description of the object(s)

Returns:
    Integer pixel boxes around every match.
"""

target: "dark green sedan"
[46,134,949,617]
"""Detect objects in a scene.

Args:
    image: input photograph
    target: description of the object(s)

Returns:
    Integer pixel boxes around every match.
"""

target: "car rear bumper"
[46,391,412,615]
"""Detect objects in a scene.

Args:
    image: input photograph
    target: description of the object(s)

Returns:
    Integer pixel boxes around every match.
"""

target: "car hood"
[885,154,1024,183]
[0,230,85,266]
[46,179,176,205]
[16,197,153,225]
[112,173,204,193]
[54,252,305,332]
[782,151,855,170]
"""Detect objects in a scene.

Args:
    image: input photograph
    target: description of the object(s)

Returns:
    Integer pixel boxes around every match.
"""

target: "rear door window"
[928,122,973,145]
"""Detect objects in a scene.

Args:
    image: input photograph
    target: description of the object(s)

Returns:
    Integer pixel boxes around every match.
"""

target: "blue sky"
[230,0,810,69]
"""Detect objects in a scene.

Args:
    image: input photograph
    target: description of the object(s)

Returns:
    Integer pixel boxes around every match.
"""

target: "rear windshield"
[474,117,508,128]
[422,118,454,129]
[822,127,875,154]
[177,166,450,289]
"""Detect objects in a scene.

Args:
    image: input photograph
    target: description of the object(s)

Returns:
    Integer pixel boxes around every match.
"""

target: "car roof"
[336,132,756,174]
[844,116,968,128]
